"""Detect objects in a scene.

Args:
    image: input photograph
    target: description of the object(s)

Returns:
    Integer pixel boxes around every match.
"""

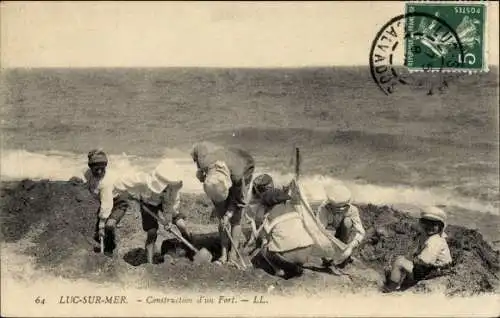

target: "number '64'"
[35,296,46,304]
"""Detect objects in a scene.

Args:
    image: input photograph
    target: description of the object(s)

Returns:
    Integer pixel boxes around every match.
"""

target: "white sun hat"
[146,158,184,194]
[324,182,352,205]
[203,160,232,203]
[421,206,447,225]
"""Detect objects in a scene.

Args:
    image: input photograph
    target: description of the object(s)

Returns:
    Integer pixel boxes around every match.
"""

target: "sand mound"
[355,205,500,296]
[1,181,498,296]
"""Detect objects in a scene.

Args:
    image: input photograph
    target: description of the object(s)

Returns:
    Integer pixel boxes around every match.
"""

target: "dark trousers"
[211,168,254,224]
[264,246,312,279]
[94,195,129,253]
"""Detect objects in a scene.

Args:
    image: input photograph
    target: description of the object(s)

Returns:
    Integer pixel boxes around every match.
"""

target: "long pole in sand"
[100,236,104,255]
[295,147,301,181]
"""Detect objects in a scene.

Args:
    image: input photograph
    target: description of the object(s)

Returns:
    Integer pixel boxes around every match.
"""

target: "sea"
[1,67,498,215]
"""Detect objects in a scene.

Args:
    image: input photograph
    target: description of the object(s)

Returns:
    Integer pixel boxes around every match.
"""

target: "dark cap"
[253,174,274,194]
[261,188,291,207]
[88,149,108,165]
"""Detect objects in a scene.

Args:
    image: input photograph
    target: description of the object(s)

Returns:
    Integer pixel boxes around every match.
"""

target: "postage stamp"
[369,12,465,95]
[405,2,487,72]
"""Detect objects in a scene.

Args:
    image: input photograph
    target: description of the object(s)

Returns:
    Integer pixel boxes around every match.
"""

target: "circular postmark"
[370,12,465,95]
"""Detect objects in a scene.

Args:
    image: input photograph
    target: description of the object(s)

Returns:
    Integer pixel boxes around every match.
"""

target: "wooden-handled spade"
[140,205,213,264]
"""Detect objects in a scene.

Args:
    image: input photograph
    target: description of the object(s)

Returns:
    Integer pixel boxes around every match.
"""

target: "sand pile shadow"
[1,181,498,295]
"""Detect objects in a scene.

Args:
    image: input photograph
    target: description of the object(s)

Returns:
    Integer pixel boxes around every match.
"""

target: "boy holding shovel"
[71,149,130,256]
[190,141,255,267]
[73,152,192,259]
[112,158,193,263]
[138,185,190,263]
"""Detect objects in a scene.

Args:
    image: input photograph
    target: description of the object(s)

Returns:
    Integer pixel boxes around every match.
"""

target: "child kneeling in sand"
[257,182,315,279]
[382,206,452,293]
[317,183,366,268]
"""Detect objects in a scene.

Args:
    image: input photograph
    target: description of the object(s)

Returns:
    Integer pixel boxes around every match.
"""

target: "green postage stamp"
[405,1,487,72]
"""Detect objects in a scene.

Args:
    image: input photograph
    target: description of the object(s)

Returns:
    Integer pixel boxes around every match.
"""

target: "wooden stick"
[100,236,104,254]
[293,147,349,254]
[223,225,247,269]
[295,147,301,181]
[141,203,201,254]
[244,222,264,248]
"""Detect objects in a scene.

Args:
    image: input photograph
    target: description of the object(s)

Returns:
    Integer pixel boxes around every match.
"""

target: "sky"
[1,1,498,68]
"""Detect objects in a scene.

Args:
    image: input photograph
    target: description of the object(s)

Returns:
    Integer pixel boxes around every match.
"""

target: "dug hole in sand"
[1,180,499,317]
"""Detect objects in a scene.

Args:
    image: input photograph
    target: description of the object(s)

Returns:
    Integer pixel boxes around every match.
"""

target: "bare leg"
[383,255,413,292]
[175,219,192,242]
[145,229,158,264]
[228,224,243,264]
[218,221,229,263]
[389,256,413,284]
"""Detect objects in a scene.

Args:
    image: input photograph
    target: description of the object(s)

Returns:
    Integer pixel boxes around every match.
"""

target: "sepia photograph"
[1,1,499,317]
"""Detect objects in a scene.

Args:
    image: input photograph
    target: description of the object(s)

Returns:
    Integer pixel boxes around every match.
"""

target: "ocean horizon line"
[2,65,499,71]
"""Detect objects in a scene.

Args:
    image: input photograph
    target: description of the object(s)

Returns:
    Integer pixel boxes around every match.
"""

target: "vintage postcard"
[1,1,499,317]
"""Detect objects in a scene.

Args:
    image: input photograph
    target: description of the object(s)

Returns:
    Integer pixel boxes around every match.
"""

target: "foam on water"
[1,149,498,215]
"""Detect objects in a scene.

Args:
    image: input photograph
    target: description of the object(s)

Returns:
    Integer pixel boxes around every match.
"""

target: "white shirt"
[317,201,366,247]
[82,169,169,220]
[82,169,117,219]
[416,233,453,267]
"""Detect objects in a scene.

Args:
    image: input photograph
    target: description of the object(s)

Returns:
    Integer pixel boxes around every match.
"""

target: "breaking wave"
[1,149,497,215]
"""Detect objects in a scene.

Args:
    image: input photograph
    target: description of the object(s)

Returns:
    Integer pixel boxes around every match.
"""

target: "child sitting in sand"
[382,206,453,293]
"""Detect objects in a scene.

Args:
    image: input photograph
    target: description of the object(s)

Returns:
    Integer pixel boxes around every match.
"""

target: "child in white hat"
[73,151,190,259]
[116,158,192,264]
[317,183,366,268]
[382,206,452,293]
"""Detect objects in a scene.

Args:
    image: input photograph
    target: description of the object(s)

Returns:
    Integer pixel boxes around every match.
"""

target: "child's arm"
[70,168,89,184]
[160,186,182,226]
[414,236,441,266]
[348,211,366,248]
[196,169,206,182]
[316,201,331,228]
[98,181,114,220]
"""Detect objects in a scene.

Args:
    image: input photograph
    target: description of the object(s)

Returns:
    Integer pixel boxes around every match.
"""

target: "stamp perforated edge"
[405,0,490,74]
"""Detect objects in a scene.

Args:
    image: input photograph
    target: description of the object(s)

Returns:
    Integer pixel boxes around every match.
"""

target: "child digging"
[382,206,452,293]
[135,179,192,264]
[257,180,315,279]
[115,159,192,264]
[73,152,191,260]
[70,149,130,256]
[190,141,255,266]
[317,183,366,268]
